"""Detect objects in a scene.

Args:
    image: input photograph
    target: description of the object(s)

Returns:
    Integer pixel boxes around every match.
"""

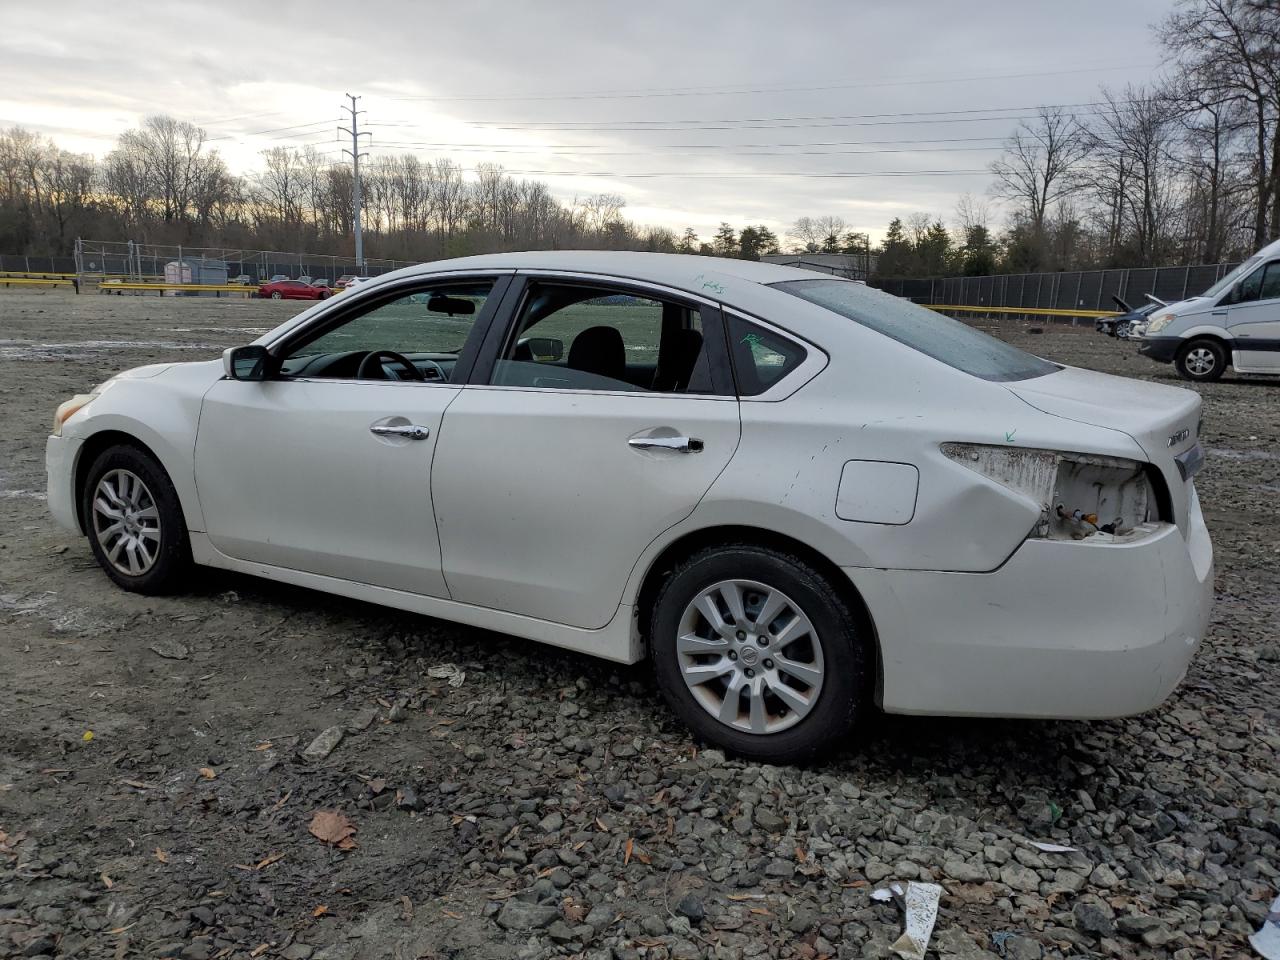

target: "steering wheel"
[356,350,425,382]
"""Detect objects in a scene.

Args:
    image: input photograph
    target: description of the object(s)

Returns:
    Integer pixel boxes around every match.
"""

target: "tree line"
[865,0,1279,277]
[0,0,1275,278]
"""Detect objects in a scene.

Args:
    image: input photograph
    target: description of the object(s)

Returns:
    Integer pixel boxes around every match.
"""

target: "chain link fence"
[0,254,77,274]
[870,262,1241,316]
[71,240,416,284]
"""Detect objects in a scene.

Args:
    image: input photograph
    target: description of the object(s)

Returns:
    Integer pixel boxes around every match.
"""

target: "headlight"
[942,443,1158,540]
[1145,313,1176,335]
[52,393,98,436]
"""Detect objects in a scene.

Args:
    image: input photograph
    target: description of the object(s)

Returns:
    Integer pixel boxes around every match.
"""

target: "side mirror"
[523,336,564,361]
[224,344,269,380]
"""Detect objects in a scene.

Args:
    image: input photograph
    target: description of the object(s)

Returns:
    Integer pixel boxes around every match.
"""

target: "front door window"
[281,282,494,382]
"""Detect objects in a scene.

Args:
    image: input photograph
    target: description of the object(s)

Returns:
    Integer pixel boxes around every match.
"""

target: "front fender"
[60,361,221,533]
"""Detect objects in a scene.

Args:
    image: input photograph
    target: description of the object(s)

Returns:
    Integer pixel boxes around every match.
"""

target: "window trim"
[720,307,829,402]
[260,271,514,385]
[468,272,735,398]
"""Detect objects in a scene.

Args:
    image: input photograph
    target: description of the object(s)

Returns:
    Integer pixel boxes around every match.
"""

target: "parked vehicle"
[268,274,288,283]
[1140,237,1280,380]
[335,275,361,289]
[297,275,315,286]
[46,252,1212,762]
[1096,298,1160,339]
[229,274,254,286]
[311,279,332,291]
[258,279,328,300]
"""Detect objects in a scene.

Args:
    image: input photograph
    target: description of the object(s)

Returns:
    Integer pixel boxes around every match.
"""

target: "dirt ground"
[0,287,1276,960]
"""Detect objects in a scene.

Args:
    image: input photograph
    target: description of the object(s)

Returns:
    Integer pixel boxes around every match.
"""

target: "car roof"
[382,251,836,298]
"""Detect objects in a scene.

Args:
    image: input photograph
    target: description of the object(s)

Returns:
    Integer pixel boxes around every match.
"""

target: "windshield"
[771,279,1059,382]
[1201,256,1262,300]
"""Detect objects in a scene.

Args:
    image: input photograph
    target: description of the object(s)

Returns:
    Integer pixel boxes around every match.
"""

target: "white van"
[1139,237,1280,381]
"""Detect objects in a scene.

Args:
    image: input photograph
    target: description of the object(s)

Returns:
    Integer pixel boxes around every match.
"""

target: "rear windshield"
[771,279,1059,382]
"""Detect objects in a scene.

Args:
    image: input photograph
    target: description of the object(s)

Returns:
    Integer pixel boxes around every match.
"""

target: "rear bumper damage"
[850,485,1213,718]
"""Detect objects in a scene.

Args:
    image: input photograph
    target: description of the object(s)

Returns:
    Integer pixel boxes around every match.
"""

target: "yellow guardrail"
[99,281,258,295]
[925,303,1121,319]
[0,276,76,287]
[0,271,76,280]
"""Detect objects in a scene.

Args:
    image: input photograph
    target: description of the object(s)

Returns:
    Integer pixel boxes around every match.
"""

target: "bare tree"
[1161,0,1280,244]
[990,107,1090,232]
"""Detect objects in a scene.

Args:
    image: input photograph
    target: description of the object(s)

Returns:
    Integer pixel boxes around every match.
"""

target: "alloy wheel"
[92,468,161,576]
[676,579,825,734]
[1186,347,1216,376]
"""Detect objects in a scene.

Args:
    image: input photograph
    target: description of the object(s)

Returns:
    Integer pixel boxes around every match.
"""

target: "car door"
[194,274,511,596]
[1223,259,1280,373]
[431,274,740,630]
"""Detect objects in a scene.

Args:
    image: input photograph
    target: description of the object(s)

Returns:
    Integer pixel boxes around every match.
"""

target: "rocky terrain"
[1,288,1276,959]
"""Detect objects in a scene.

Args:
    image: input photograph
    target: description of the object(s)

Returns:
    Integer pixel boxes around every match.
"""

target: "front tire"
[1175,338,1227,382]
[82,445,192,594]
[271,291,282,300]
[650,545,867,764]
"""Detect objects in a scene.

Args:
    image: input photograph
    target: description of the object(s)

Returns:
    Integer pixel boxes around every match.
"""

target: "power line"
[389,63,1156,102]
[209,118,342,142]
[353,159,990,179]
[465,103,1120,131]
[364,142,1004,158]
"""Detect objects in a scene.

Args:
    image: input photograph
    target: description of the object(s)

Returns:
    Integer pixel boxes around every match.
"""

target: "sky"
[0,0,1172,244]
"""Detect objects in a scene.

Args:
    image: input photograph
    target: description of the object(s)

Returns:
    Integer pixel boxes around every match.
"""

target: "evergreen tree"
[712,222,739,257]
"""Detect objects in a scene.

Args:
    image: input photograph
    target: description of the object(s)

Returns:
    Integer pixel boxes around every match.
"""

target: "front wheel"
[1175,338,1227,382]
[82,445,192,594]
[650,545,867,763]
[270,291,282,300]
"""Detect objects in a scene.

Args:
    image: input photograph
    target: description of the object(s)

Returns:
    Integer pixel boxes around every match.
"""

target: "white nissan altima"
[47,252,1213,762]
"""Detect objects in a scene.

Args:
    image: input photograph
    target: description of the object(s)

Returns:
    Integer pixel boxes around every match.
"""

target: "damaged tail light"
[941,443,1160,541]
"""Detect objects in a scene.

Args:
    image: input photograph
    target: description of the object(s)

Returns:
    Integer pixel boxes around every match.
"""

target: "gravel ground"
[0,288,1276,960]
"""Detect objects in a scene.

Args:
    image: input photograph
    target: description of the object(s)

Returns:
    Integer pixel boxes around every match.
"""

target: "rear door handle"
[370,424,430,440]
[629,436,703,453]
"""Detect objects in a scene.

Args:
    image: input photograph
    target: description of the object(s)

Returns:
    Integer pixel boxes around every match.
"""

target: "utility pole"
[339,93,371,270]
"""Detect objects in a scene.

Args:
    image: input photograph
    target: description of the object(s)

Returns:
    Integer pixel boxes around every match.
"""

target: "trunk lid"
[1006,366,1203,534]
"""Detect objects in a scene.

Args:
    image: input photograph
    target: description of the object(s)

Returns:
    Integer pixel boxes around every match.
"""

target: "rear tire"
[271,291,282,300]
[1175,338,1227,382]
[650,544,867,764]
[82,445,192,594]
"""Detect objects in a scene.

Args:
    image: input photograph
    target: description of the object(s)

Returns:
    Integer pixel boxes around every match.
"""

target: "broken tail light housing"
[941,443,1160,541]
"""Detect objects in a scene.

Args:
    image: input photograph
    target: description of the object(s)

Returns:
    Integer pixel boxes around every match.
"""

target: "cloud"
[8,0,1168,240]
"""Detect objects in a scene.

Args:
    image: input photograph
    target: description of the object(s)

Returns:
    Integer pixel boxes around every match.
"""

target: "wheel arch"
[1174,326,1233,346]
[73,429,189,535]
[633,524,883,705]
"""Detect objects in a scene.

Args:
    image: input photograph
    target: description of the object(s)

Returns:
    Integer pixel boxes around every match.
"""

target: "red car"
[258,279,328,301]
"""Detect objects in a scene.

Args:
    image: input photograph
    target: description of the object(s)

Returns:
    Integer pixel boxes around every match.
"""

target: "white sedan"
[46,252,1213,762]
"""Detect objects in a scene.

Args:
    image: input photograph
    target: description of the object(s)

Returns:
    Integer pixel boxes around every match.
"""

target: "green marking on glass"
[741,333,763,346]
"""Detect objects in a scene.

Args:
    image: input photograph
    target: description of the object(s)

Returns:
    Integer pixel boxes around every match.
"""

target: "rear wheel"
[1175,338,1227,382]
[270,291,282,300]
[82,445,191,594]
[650,545,867,763]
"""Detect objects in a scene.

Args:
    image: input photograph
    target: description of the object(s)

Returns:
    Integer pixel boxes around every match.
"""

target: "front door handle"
[628,436,703,453]
[370,424,430,440]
